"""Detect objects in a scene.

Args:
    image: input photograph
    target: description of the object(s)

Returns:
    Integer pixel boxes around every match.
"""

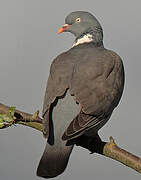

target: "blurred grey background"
[0,0,141,179]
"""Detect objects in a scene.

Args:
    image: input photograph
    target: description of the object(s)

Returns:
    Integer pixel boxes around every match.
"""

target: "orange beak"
[57,24,70,34]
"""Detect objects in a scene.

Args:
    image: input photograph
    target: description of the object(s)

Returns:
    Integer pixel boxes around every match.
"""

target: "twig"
[103,136,141,173]
[0,103,43,131]
[0,103,141,174]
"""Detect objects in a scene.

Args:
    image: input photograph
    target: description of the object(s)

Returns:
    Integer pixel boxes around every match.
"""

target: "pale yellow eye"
[76,17,81,22]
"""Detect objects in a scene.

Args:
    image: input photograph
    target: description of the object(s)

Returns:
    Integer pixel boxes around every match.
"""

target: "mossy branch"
[0,103,141,175]
[0,103,43,131]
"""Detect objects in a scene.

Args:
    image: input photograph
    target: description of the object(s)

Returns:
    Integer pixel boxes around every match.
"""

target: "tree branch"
[0,103,141,175]
[103,137,141,173]
[0,103,43,131]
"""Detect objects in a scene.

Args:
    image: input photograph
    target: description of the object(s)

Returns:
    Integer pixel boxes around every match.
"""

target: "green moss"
[17,121,43,132]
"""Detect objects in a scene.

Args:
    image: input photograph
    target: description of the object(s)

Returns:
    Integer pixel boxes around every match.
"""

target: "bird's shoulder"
[104,49,123,65]
[50,50,75,67]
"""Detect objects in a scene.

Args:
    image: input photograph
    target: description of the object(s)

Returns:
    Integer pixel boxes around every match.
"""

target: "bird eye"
[76,17,81,22]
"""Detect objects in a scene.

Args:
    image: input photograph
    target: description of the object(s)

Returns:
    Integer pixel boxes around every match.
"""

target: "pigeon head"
[58,11,103,46]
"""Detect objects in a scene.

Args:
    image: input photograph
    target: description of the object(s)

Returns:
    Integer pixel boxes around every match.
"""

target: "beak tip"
[57,30,62,34]
[57,24,69,34]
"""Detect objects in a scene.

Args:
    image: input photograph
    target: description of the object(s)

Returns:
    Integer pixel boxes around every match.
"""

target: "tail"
[37,91,80,178]
[37,141,73,178]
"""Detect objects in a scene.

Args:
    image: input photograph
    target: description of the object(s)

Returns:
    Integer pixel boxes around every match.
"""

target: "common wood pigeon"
[37,11,125,178]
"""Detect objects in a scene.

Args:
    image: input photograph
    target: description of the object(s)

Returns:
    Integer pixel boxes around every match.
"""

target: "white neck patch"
[72,34,93,47]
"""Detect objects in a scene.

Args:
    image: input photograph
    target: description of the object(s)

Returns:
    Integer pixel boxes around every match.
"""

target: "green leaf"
[9,106,16,119]
[0,114,10,128]
[0,106,16,129]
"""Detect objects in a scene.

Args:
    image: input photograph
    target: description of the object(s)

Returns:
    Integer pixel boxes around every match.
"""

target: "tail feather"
[37,142,73,178]
[37,91,80,178]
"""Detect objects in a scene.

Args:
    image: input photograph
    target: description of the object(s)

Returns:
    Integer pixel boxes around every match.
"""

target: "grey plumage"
[37,91,80,178]
[37,11,125,178]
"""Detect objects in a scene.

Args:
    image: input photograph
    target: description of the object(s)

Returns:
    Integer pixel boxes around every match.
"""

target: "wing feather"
[42,46,124,141]
[62,50,124,140]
